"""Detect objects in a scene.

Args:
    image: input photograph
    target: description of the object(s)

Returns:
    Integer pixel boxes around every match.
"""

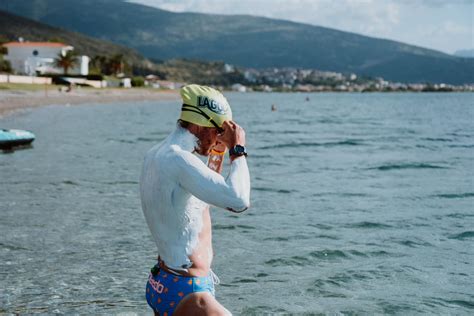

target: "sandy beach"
[0,87,180,118]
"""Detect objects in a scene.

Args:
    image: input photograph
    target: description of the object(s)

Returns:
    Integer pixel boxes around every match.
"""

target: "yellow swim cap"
[180,84,232,129]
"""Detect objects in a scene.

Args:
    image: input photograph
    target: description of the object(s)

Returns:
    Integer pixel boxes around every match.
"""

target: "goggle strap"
[181,104,222,131]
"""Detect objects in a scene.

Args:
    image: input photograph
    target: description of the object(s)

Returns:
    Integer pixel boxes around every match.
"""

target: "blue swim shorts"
[146,266,215,316]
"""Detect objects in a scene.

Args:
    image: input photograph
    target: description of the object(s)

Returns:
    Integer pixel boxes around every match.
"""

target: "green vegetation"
[0,36,12,73]
[155,59,244,85]
[0,55,11,73]
[54,51,78,75]
[89,54,133,76]
[131,76,145,87]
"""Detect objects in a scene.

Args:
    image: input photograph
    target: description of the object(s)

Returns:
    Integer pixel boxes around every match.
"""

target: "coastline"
[0,87,180,118]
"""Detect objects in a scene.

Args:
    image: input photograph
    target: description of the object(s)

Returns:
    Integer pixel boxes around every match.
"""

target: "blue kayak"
[0,129,36,149]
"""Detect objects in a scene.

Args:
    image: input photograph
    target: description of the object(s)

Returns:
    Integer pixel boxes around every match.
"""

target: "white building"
[231,83,247,92]
[3,41,89,76]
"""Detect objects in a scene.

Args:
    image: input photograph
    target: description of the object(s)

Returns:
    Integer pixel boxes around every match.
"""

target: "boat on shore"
[0,129,36,149]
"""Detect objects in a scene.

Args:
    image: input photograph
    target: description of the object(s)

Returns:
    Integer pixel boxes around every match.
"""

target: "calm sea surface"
[1,92,473,315]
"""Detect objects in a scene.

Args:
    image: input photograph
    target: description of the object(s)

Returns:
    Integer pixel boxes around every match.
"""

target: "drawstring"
[210,270,220,285]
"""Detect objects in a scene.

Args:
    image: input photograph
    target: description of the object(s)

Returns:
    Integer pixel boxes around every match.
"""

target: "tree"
[0,38,12,73]
[48,37,65,43]
[90,55,108,75]
[108,54,125,75]
[54,50,78,75]
[0,36,9,55]
[0,55,12,73]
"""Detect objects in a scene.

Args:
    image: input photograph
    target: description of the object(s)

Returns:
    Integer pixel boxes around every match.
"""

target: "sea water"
[0,92,473,315]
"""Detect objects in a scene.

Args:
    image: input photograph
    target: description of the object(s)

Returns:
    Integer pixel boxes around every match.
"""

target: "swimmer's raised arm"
[175,148,250,212]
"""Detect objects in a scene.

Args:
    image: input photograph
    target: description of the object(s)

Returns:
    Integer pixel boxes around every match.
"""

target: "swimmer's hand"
[217,121,246,149]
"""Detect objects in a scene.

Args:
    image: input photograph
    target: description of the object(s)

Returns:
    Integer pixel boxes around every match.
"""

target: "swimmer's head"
[179,84,232,132]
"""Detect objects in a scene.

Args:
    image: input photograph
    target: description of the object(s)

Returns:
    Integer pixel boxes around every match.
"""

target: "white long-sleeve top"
[140,126,250,270]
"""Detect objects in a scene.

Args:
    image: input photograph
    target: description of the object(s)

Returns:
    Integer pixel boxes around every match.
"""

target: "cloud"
[397,0,473,7]
[419,20,472,38]
[130,0,402,34]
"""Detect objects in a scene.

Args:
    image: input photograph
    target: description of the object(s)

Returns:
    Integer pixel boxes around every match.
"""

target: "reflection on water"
[1,93,473,314]
[1,144,34,154]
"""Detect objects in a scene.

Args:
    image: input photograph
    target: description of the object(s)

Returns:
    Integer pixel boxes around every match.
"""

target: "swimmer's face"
[195,126,220,156]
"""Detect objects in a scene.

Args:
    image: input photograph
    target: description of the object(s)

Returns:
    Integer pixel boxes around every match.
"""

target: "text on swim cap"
[197,96,227,115]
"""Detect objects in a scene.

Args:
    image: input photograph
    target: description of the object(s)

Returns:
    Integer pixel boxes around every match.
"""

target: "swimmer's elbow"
[226,197,250,213]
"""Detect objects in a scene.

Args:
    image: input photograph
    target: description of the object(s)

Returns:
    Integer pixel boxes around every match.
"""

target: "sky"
[129,0,473,54]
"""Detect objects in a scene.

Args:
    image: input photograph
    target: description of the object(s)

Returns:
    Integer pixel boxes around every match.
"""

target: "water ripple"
[258,139,364,150]
[346,222,393,229]
[62,180,79,186]
[252,187,296,194]
[421,137,454,142]
[136,137,158,142]
[368,163,449,171]
[432,192,474,199]
[392,238,433,248]
[448,144,474,148]
[264,248,395,267]
[440,299,474,309]
[0,242,30,251]
[232,278,258,283]
[448,231,474,240]
[213,224,256,230]
[309,249,348,259]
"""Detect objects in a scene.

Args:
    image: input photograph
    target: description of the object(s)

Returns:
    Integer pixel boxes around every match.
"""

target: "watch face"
[231,145,246,156]
[235,145,245,154]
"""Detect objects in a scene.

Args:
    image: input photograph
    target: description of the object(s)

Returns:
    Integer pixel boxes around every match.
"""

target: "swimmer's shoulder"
[168,144,200,166]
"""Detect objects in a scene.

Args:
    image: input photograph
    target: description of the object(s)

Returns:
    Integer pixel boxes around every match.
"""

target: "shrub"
[131,76,145,87]
[0,57,12,73]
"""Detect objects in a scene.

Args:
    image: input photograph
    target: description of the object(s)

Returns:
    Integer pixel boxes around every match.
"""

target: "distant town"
[1,40,473,93]
[224,66,474,93]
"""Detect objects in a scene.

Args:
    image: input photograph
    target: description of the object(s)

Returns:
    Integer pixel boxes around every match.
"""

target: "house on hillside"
[150,80,185,90]
[2,41,89,76]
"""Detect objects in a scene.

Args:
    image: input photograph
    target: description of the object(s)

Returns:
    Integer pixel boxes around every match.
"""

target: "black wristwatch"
[229,144,247,158]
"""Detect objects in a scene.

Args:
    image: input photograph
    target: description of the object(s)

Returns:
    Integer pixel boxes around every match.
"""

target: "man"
[140,84,250,315]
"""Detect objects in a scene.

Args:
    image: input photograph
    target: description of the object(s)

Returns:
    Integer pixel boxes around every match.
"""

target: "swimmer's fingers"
[218,121,237,148]
[221,121,235,132]
[218,120,246,147]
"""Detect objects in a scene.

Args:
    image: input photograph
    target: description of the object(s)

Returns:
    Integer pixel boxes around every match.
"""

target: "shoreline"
[0,87,180,118]
[2,86,471,119]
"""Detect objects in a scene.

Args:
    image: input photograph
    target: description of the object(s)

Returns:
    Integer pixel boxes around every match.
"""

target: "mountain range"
[0,0,473,84]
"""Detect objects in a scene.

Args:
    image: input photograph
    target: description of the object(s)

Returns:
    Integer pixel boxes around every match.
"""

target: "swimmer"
[271,104,277,111]
[140,84,250,315]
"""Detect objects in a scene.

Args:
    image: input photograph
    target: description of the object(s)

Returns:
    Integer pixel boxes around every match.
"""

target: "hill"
[0,9,156,74]
[0,0,473,84]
